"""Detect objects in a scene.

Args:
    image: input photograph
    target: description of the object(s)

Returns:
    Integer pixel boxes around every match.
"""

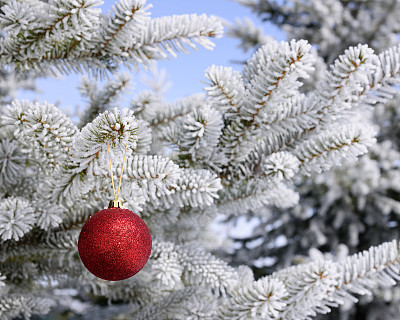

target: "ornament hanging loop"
[109,199,124,208]
[106,132,131,208]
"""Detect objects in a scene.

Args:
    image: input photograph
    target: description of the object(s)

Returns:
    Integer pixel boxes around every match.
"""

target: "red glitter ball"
[78,208,152,281]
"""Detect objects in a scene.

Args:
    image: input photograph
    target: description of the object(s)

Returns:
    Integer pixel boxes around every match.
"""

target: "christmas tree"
[1,0,400,319]
[227,0,400,318]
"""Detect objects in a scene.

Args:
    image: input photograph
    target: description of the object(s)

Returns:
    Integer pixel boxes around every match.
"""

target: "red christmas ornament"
[78,201,152,281]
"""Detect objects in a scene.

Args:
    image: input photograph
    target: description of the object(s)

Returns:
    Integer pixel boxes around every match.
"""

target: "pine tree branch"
[218,40,313,168]
[95,0,149,56]
[155,169,222,209]
[0,100,78,166]
[217,182,299,214]
[78,73,132,128]
[141,94,204,129]
[205,65,245,122]
[0,5,223,74]
[295,124,375,175]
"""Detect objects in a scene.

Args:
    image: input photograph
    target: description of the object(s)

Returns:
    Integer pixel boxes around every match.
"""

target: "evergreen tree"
[229,0,400,63]
[1,0,400,319]
[227,0,400,318]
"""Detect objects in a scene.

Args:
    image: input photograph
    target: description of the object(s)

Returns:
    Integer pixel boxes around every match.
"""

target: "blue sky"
[17,0,285,113]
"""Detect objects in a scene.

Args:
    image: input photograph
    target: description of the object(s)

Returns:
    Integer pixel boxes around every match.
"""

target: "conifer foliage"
[227,0,400,318]
[1,0,400,319]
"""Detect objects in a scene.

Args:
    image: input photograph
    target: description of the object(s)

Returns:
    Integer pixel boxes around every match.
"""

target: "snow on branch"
[49,169,95,205]
[262,151,300,182]
[177,105,223,164]
[216,240,400,320]
[219,117,259,164]
[130,90,161,119]
[151,241,238,295]
[155,169,222,209]
[132,287,198,320]
[335,239,400,298]
[124,155,180,201]
[150,241,183,288]
[0,1,37,34]
[239,44,377,167]
[95,0,151,57]
[134,119,152,154]
[0,197,36,241]
[53,154,180,213]
[217,277,287,319]
[34,202,64,230]
[293,240,400,318]
[0,139,28,191]
[1,227,80,263]
[78,72,132,128]
[72,107,138,175]
[241,39,314,120]
[219,44,396,185]
[295,124,376,175]
[0,1,223,73]
[130,14,223,61]
[0,294,52,320]
[315,44,376,122]
[48,108,138,203]
[374,194,400,216]
[310,241,400,315]
[276,260,340,319]
[0,100,78,165]
[0,194,65,242]
[255,94,320,156]
[0,0,102,73]
[179,243,238,295]
[360,44,400,107]
[217,181,299,215]
[216,40,314,165]
[205,65,245,122]
[52,146,180,213]
[137,93,205,131]
[225,17,273,53]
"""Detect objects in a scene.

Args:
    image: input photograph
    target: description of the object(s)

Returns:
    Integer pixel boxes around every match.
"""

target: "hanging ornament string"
[107,133,130,202]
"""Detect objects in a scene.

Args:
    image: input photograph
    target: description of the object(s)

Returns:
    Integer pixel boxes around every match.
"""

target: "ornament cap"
[109,199,124,209]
